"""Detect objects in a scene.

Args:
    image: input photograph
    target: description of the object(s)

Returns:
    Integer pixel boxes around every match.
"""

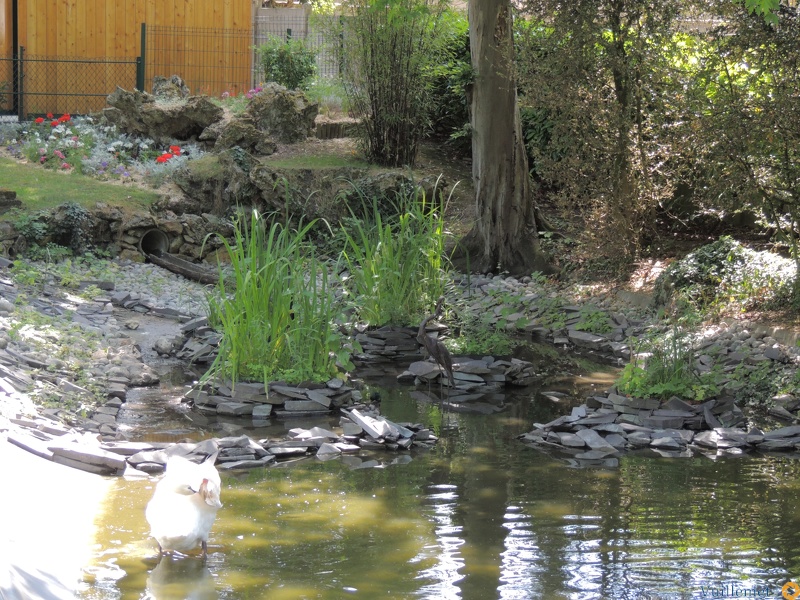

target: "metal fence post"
[17,46,24,120]
[287,28,292,41]
[137,23,147,91]
[136,57,144,92]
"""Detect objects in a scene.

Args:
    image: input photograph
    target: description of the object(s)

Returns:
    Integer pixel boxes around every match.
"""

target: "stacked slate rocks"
[4,403,437,476]
[185,378,357,420]
[397,355,538,414]
[520,391,800,464]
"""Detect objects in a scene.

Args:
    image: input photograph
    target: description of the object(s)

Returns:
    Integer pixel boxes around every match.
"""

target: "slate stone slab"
[764,425,800,439]
[252,404,272,419]
[282,400,331,413]
[568,330,607,349]
[7,431,55,460]
[218,456,276,470]
[305,391,333,408]
[49,443,127,471]
[217,402,253,416]
[347,409,385,439]
[575,429,617,452]
[650,436,682,450]
[757,438,799,451]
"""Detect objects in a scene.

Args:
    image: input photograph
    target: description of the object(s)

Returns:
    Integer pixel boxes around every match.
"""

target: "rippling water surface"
[78,378,800,600]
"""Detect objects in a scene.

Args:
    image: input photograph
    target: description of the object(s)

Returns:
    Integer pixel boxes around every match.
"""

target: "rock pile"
[520,391,800,463]
[185,377,358,420]
[352,325,431,364]
[396,355,538,414]
[3,404,438,476]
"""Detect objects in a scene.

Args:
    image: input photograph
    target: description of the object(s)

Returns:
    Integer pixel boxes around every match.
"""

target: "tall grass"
[204,210,348,387]
[339,186,448,326]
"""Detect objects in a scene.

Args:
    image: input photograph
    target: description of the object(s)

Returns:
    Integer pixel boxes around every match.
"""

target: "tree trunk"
[452,0,554,276]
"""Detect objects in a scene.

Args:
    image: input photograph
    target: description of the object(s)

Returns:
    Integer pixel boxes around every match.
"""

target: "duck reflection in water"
[145,453,223,559]
[146,554,218,600]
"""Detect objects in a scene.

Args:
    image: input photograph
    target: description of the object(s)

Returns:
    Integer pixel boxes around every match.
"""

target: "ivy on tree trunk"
[452,0,554,277]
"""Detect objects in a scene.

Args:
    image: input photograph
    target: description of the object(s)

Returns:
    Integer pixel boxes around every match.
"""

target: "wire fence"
[254,11,342,81]
[1,8,341,117]
[0,52,137,119]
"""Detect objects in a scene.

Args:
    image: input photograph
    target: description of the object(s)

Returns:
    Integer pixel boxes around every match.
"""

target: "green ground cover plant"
[653,236,796,314]
[445,303,521,356]
[616,327,720,401]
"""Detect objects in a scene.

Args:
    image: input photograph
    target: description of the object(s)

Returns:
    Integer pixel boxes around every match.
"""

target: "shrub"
[424,9,471,151]
[337,0,447,167]
[653,236,795,313]
[516,0,693,263]
[616,327,720,402]
[256,35,317,91]
[689,4,800,294]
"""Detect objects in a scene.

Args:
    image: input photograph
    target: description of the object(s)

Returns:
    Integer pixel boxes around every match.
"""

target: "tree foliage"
[517,0,695,262]
[690,2,800,293]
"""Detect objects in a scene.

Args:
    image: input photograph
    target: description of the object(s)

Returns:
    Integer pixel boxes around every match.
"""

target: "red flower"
[35,117,45,124]
[156,153,173,164]
[59,114,71,123]
[169,145,181,155]
[46,112,53,119]
[50,120,59,127]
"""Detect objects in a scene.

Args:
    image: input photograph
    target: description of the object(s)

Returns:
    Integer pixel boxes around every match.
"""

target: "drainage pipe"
[138,228,170,256]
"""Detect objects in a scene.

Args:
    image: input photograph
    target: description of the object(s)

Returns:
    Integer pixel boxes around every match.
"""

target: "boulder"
[244,83,318,143]
[170,150,260,216]
[104,87,223,143]
[212,115,278,156]
[152,75,190,100]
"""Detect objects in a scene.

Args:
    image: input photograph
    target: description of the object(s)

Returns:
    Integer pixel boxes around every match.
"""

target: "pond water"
[77,368,800,600]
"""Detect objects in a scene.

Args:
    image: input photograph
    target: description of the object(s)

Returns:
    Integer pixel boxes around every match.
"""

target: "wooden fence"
[1,0,255,115]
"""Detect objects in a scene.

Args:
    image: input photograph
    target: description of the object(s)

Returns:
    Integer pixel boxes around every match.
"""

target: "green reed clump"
[205,210,350,386]
[339,186,448,326]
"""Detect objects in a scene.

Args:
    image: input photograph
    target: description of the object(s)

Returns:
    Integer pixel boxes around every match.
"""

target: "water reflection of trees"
[414,399,800,598]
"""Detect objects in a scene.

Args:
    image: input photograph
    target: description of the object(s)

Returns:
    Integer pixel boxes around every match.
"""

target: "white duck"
[145,453,223,557]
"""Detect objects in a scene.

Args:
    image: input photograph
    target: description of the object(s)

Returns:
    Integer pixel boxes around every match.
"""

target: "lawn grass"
[0,157,161,216]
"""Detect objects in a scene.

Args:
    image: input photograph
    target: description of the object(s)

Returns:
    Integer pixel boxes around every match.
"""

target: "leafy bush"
[653,236,795,312]
[12,211,49,246]
[424,9,471,151]
[516,0,693,263]
[446,303,520,356]
[257,36,317,91]
[688,4,800,292]
[574,305,613,334]
[50,202,93,254]
[616,328,719,401]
